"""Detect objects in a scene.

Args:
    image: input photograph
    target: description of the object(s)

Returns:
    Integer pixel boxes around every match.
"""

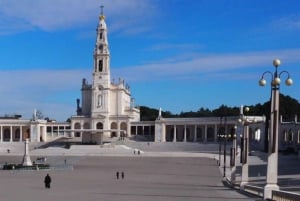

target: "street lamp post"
[259,59,293,200]
[218,133,221,166]
[239,106,265,190]
[218,117,223,166]
[230,126,237,184]
[239,106,250,189]
[223,117,227,178]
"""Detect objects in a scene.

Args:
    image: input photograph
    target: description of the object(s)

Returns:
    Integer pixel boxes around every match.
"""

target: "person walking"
[116,171,119,179]
[44,173,52,189]
[121,172,124,179]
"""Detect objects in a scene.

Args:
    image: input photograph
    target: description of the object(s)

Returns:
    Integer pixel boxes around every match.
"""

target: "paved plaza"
[0,141,300,201]
[0,147,260,201]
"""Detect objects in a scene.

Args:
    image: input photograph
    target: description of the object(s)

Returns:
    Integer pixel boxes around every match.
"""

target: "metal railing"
[240,185,300,201]
[272,190,300,201]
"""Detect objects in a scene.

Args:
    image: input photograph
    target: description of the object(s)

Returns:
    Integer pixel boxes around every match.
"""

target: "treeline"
[140,94,300,121]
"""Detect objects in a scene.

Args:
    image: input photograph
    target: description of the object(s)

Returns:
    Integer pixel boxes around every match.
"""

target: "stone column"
[194,125,197,142]
[0,126,3,142]
[22,139,32,166]
[173,125,177,142]
[204,125,207,143]
[162,124,166,142]
[10,126,13,142]
[184,125,187,142]
[142,125,145,136]
[214,124,218,142]
[19,126,22,142]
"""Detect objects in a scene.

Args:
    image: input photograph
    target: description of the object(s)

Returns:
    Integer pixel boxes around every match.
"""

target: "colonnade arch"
[3,129,10,142]
[1,127,30,142]
[74,123,81,137]
[96,122,103,129]
[111,122,117,138]
[120,122,127,137]
[207,127,215,142]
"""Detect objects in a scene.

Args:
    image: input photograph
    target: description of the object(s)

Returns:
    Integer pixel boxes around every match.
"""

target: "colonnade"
[0,125,29,142]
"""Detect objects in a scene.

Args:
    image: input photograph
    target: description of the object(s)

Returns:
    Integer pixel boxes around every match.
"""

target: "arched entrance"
[3,128,10,142]
[111,122,117,138]
[207,127,215,142]
[83,122,92,144]
[186,128,191,142]
[14,128,20,142]
[74,123,81,137]
[197,127,203,142]
[120,122,127,138]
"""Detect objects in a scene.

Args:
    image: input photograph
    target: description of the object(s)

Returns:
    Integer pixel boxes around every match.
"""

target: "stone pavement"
[0,142,261,201]
[0,156,260,201]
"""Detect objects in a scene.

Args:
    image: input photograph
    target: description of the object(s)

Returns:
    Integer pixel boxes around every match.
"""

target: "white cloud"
[275,14,300,30]
[0,69,90,121]
[112,48,300,82]
[0,0,155,34]
[1,49,299,120]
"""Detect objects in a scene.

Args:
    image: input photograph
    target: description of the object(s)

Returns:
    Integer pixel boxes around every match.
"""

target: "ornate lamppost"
[230,125,237,184]
[223,117,227,178]
[218,117,223,166]
[238,106,265,189]
[259,59,293,200]
[239,106,250,189]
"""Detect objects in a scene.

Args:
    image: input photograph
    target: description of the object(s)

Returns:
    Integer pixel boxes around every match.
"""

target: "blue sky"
[0,0,300,121]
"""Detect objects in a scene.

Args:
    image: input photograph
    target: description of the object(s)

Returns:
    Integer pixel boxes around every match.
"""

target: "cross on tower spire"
[100,5,104,15]
[99,5,105,20]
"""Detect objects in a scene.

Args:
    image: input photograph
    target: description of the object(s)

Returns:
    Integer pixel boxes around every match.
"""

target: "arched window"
[74,123,81,137]
[97,94,102,107]
[96,122,103,129]
[288,129,294,143]
[98,60,103,72]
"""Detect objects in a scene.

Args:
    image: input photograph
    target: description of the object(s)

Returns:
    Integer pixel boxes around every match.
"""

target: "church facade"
[69,11,140,144]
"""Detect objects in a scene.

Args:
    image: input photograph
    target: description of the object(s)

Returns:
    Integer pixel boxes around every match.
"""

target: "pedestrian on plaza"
[121,172,124,179]
[116,171,119,179]
[44,173,52,189]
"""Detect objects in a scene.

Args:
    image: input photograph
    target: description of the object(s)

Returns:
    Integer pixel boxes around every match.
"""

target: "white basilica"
[70,12,140,144]
[0,8,299,153]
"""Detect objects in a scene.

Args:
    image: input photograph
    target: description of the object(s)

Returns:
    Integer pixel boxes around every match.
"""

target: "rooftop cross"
[100,5,104,16]
[99,5,105,20]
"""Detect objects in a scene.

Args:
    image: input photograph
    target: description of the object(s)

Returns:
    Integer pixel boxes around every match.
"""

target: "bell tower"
[92,6,110,117]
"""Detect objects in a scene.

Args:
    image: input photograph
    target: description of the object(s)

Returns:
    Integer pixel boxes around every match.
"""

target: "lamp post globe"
[244,107,250,112]
[259,79,267,86]
[285,78,293,86]
[273,59,281,67]
[272,77,281,86]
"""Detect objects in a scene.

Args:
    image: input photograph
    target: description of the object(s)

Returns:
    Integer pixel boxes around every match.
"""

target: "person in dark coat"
[116,171,119,179]
[121,172,124,179]
[44,173,52,188]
